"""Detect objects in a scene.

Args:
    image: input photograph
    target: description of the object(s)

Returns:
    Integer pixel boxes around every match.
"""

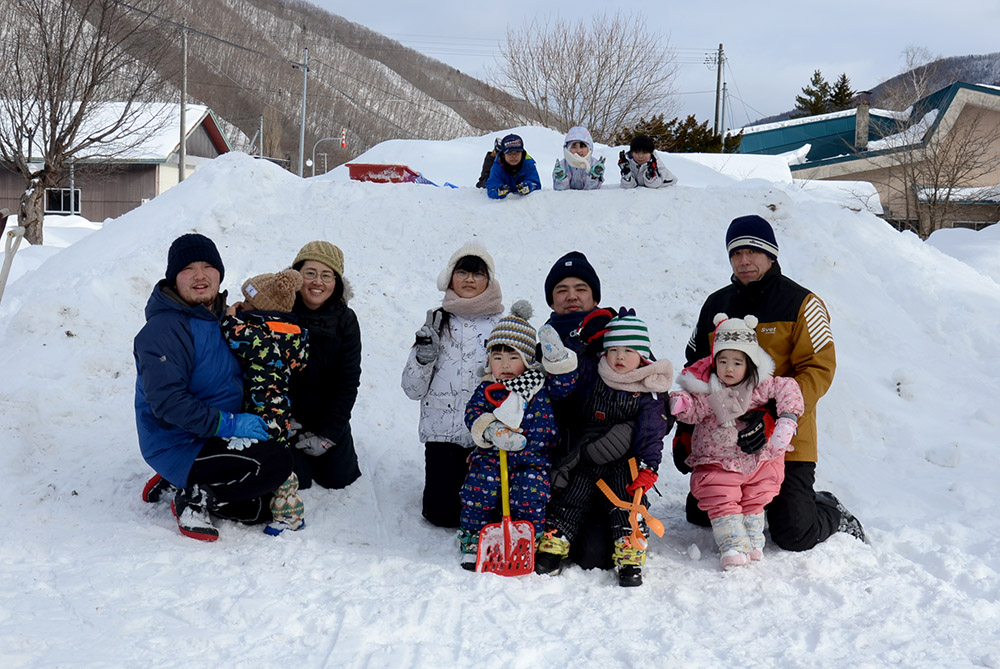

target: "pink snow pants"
[691,458,785,519]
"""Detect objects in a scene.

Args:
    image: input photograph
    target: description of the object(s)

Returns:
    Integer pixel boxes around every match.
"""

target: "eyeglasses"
[301,268,336,284]
[454,269,487,281]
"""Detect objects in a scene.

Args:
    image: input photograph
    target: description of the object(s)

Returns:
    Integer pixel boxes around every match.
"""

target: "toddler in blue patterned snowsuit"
[457,300,577,569]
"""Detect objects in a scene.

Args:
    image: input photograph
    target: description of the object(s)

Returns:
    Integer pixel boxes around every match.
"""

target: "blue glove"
[590,157,605,179]
[216,412,270,441]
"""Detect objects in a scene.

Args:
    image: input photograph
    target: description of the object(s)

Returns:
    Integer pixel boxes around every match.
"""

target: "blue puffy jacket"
[134,281,243,487]
[485,153,541,199]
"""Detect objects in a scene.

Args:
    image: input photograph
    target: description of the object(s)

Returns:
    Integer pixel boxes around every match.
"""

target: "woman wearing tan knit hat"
[287,240,362,490]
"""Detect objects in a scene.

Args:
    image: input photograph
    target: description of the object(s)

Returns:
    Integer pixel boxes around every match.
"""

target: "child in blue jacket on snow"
[553,126,605,190]
[458,300,577,569]
[485,134,541,199]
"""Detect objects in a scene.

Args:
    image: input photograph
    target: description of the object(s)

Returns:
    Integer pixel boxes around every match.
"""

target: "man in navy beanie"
[674,215,865,552]
[541,251,620,571]
[134,233,292,542]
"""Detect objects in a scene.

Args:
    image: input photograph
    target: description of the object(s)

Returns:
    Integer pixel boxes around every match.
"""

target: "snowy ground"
[2,127,999,667]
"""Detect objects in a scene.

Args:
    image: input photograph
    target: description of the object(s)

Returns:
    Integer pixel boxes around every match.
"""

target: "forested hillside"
[153,0,522,169]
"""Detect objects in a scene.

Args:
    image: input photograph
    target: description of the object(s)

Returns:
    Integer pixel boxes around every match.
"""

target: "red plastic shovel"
[476,449,535,576]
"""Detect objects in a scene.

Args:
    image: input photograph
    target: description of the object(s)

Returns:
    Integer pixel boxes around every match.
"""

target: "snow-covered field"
[2,127,999,667]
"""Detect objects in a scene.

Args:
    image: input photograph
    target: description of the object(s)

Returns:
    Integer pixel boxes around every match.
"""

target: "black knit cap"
[544,251,601,307]
[726,215,779,260]
[630,134,655,153]
[165,233,225,285]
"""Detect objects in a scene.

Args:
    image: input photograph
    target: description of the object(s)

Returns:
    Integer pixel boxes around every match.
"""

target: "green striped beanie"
[603,314,652,360]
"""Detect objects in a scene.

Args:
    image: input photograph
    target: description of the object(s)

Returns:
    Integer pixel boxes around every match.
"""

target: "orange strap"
[265,321,301,334]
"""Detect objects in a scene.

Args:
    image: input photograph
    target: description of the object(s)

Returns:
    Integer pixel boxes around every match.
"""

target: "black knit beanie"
[544,251,601,307]
[165,233,225,285]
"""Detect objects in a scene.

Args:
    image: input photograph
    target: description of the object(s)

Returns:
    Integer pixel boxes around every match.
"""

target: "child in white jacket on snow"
[668,314,804,569]
[552,126,605,190]
[401,243,504,528]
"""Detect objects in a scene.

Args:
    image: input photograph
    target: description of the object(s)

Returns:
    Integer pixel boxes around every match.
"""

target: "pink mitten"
[668,392,692,416]
[767,417,798,452]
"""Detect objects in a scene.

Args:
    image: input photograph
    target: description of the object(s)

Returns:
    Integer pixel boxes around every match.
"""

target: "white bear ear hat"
[436,242,496,291]
[711,313,775,380]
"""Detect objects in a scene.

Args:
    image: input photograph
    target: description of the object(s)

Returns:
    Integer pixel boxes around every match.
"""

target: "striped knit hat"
[603,313,653,361]
[726,215,779,260]
[485,300,537,366]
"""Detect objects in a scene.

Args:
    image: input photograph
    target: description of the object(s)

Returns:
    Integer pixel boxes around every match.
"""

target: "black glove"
[736,406,776,454]
[672,423,693,474]
[645,156,658,180]
[618,150,630,177]
[571,307,615,355]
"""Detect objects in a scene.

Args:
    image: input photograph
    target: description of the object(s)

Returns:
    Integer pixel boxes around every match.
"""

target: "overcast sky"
[311,1,1000,129]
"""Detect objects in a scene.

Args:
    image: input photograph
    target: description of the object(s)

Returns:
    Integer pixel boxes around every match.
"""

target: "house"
[0,103,231,222]
[736,83,1000,234]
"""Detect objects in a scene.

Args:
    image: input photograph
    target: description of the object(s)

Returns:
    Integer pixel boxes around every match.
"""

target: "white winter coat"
[620,150,677,189]
[401,311,501,447]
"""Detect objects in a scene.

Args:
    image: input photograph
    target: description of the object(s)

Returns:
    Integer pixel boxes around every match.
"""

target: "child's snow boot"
[711,513,750,570]
[744,512,766,561]
[458,528,479,571]
[265,473,305,536]
[171,484,218,542]
[142,473,177,504]
[535,528,571,576]
[612,536,647,587]
[816,490,866,543]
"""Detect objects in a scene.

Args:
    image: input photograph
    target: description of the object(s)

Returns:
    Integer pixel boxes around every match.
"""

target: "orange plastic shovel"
[476,449,535,576]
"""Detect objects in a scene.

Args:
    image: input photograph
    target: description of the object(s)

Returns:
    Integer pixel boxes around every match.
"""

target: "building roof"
[3,101,231,164]
[737,82,1000,172]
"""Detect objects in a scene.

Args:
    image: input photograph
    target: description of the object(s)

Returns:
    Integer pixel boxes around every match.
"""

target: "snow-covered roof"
[1,101,229,163]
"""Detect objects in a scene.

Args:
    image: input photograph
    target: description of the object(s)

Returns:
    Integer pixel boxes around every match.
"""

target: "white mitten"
[537,324,568,363]
[483,420,527,452]
[767,416,798,452]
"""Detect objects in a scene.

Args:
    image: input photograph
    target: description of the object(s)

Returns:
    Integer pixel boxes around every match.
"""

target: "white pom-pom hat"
[711,313,775,379]
[436,241,496,291]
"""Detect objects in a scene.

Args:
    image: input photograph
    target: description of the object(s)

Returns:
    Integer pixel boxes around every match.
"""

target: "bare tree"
[876,45,942,111]
[491,12,678,143]
[872,94,1000,238]
[0,0,173,244]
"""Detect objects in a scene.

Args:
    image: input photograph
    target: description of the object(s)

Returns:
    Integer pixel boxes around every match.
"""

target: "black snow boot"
[141,473,176,504]
[617,565,643,588]
[171,485,219,542]
[816,490,866,543]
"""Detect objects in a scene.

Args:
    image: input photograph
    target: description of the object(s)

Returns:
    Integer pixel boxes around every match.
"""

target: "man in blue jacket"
[134,233,292,541]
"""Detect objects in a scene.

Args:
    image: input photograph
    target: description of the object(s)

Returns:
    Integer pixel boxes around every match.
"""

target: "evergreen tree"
[792,70,832,117]
[611,114,741,153]
[829,73,856,111]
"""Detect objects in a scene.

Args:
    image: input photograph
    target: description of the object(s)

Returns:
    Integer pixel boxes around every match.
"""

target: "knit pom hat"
[166,233,224,285]
[485,300,537,366]
[711,313,775,379]
[630,134,655,154]
[544,251,601,307]
[241,270,303,313]
[603,313,653,361]
[293,240,345,278]
[436,241,496,291]
[726,215,779,260]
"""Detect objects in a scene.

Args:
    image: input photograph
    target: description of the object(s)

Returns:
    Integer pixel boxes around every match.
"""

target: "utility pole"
[259,114,264,157]
[720,82,728,140]
[713,43,724,135]
[179,26,188,182]
[297,48,309,177]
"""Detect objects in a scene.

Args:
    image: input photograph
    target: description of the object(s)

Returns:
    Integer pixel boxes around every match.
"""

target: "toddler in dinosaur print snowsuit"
[222,269,309,535]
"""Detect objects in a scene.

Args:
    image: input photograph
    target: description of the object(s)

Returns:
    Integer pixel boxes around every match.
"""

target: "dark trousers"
[686,461,839,552]
[548,460,640,540]
[187,437,293,524]
[293,426,362,490]
[422,441,470,528]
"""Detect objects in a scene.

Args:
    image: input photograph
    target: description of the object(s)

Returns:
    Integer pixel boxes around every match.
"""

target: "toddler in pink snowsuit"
[669,313,804,569]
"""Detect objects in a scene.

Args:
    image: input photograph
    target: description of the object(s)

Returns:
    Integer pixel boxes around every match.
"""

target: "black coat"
[289,293,362,445]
